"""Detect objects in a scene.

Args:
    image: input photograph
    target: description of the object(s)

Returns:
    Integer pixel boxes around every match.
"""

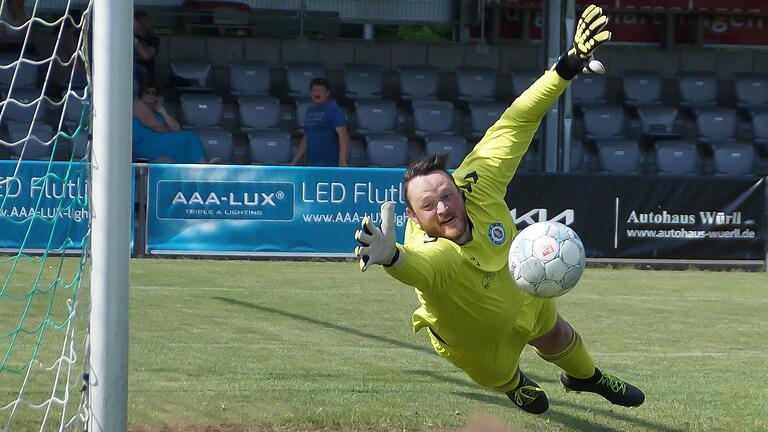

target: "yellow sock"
[536,331,595,379]
[495,370,521,393]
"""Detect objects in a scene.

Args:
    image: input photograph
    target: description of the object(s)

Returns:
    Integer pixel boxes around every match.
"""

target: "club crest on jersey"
[488,223,506,245]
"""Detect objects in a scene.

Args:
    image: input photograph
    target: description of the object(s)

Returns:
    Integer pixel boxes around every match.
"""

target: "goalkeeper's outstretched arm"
[354,202,457,292]
[455,4,611,195]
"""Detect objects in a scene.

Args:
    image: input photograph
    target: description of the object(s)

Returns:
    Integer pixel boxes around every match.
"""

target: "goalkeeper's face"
[405,171,469,243]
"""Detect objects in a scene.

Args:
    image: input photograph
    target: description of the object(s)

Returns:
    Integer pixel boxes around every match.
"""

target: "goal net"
[0,1,93,430]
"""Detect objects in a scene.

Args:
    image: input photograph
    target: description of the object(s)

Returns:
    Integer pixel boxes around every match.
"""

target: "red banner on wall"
[484,0,768,45]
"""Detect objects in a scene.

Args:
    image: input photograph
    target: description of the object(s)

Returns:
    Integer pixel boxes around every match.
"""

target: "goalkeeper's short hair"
[403,153,451,209]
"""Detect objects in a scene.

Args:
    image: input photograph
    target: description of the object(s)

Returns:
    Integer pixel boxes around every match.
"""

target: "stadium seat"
[622,70,662,107]
[0,53,38,91]
[63,89,88,127]
[713,143,755,176]
[455,65,497,103]
[170,60,213,90]
[1,87,47,127]
[354,99,397,136]
[294,99,313,134]
[655,140,699,175]
[237,96,280,130]
[248,130,292,165]
[511,69,538,99]
[636,105,683,139]
[285,61,326,99]
[752,111,768,151]
[228,60,271,97]
[398,64,440,102]
[677,71,718,113]
[342,63,384,101]
[366,134,409,167]
[198,129,234,163]
[597,139,641,174]
[424,135,468,169]
[582,104,625,142]
[572,74,607,110]
[469,102,506,139]
[412,100,454,139]
[696,106,737,150]
[569,140,586,172]
[179,93,223,128]
[5,123,55,160]
[733,72,768,117]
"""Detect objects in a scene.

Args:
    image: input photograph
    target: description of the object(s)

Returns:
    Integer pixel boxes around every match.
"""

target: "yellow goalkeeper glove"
[554,4,612,80]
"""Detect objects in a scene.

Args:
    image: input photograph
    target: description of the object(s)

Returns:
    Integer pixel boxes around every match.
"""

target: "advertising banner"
[0,160,137,254]
[506,174,765,260]
[0,160,89,252]
[145,165,409,255]
[484,0,768,46]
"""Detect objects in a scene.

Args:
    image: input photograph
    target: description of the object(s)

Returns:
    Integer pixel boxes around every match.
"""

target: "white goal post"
[89,0,133,431]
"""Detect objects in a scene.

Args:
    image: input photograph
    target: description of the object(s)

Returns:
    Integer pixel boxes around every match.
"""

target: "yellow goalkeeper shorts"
[427,298,557,393]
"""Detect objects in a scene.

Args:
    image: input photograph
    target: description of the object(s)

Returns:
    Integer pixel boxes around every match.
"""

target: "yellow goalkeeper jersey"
[386,70,570,347]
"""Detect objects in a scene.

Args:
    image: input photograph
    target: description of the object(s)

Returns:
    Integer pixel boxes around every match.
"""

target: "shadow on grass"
[456,391,683,432]
[409,369,552,390]
[212,296,434,355]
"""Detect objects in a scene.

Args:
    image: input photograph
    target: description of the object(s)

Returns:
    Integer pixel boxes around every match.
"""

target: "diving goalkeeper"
[354,5,644,414]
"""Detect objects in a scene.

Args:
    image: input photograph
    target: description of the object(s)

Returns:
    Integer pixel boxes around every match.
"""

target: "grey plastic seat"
[582,104,625,141]
[655,140,698,175]
[248,131,292,165]
[398,65,440,102]
[622,70,662,107]
[677,71,718,113]
[511,69,538,99]
[636,105,683,139]
[0,53,38,91]
[412,100,454,138]
[569,140,585,172]
[713,143,755,176]
[354,99,397,135]
[455,66,496,103]
[285,61,326,99]
[366,134,409,167]
[342,63,383,101]
[65,129,89,160]
[238,96,280,130]
[1,87,47,126]
[752,111,768,151]
[170,60,213,89]
[6,123,55,160]
[179,93,223,128]
[425,135,468,169]
[696,106,737,149]
[63,89,89,125]
[294,99,313,133]
[572,74,607,109]
[733,72,768,117]
[597,139,641,174]
[469,102,506,139]
[198,129,234,163]
[229,60,270,96]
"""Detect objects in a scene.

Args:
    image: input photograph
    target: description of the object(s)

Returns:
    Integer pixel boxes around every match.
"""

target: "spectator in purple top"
[290,77,349,167]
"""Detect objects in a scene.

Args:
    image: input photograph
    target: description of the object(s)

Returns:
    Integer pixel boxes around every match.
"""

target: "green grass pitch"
[2,259,767,431]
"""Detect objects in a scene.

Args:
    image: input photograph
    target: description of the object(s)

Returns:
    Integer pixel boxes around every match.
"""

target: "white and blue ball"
[507,221,586,298]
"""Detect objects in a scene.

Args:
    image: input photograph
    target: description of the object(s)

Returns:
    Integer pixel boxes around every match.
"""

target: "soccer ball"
[507,221,586,298]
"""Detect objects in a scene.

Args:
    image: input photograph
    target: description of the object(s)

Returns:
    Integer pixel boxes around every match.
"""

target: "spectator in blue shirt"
[290,77,349,167]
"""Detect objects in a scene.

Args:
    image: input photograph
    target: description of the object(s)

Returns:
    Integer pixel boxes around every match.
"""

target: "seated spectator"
[0,0,34,54]
[132,81,210,163]
[289,77,349,167]
[133,10,158,82]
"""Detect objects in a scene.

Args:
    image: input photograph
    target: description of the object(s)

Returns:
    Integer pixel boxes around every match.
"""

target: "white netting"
[0,0,92,430]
